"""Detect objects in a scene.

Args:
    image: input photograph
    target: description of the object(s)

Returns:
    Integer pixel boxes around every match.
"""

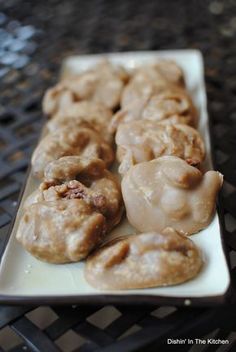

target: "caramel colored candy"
[27,157,123,232]
[116,120,205,175]
[122,156,223,235]
[46,101,113,145]
[121,60,185,111]
[109,60,193,133]
[16,199,106,263]
[110,87,197,133]
[85,228,202,290]
[43,60,128,114]
[31,126,114,179]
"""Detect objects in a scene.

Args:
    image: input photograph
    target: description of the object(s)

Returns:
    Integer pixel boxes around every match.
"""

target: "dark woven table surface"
[0,0,236,351]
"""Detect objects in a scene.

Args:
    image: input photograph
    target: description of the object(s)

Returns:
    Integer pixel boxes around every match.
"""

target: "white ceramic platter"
[0,50,231,306]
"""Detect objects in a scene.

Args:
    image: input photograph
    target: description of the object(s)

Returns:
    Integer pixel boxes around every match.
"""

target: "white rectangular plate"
[0,50,231,306]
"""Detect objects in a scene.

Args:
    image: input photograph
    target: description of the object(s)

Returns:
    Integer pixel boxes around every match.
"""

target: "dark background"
[0,0,236,351]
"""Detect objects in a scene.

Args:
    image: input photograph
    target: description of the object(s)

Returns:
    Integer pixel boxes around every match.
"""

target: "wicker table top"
[0,0,236,351]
